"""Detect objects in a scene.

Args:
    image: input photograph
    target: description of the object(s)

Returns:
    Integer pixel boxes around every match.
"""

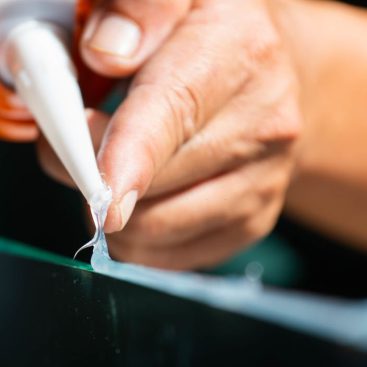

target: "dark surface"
[0,252,367,367]
[275,217,367,299]
[0,141,90,260]
[342,0,367,6]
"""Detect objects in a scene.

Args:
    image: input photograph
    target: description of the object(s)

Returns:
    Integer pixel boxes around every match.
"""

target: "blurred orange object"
[0,0,115,142]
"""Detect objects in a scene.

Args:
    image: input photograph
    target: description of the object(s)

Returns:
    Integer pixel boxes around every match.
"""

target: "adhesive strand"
[73,187,112,260]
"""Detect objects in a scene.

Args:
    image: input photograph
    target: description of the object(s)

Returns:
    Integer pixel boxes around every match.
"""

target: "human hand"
[39,0,302,269]
[0,84,38,141]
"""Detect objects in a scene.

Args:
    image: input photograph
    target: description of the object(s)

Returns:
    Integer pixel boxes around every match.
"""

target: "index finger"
[99,1,279,232]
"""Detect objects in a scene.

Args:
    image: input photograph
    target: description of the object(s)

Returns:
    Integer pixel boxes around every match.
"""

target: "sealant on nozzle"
[0,19,111,209]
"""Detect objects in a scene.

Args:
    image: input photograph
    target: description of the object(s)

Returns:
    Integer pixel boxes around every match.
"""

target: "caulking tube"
[0,0,111,207]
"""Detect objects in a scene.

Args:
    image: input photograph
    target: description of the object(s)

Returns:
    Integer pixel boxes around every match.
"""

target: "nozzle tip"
[90,184,113,212]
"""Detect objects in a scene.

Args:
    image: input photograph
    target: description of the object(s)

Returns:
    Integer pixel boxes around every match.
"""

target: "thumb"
[80,0,191,77]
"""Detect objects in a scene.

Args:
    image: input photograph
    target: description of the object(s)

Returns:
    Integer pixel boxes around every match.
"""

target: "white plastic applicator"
[2,20,111,208]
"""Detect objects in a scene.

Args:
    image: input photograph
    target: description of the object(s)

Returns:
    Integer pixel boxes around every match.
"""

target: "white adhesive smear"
[81,200,367,351]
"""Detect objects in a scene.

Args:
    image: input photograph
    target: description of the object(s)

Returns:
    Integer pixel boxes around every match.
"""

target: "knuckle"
[258,101,302,143]
[165,82,203,141]
[135,141,160,191]
[129,80,202,149]
[258,186,278,206]
[234,194,259,224]
[272,103,302,142]
[259,174,288,203]
[228,139,265,165]
[165,0,191,17]
[238,198,284,244]
[243,17,282,67]
[241,215,274,244]
[191,129,222,162]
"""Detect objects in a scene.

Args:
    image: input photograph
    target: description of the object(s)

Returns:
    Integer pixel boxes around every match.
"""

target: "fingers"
[107,197,282,270]
[147,80,300,198]
[106,165,259,237]
[106,154,287,270]
[37,109,109,187]
[0,119,38,142]
[81,0,192,77]
[105,150,288,246]
[99,3,254,231]
[108,224,247,270]
[145,96,266,198]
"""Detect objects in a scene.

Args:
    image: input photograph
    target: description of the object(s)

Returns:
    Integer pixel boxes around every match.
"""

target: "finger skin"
[108,223,248,270]
[106,146,291,258]
[112,166,261,241]
[98,1,267,231]
[108,198,282,270]
[0,119,38,142]
[146,70,299,198]
[81,0,191,77]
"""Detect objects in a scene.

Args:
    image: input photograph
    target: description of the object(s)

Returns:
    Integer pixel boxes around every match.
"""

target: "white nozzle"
[3,20,110,204]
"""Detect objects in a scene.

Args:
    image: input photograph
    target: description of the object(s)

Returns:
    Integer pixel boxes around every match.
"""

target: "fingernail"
[87,13,141,58]
[119,190,138,229]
